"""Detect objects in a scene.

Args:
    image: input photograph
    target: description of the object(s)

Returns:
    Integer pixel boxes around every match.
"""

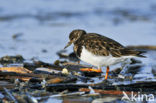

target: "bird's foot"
[80,68,102,73]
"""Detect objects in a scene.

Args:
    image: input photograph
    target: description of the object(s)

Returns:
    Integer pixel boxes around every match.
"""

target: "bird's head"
[64,29,86,49]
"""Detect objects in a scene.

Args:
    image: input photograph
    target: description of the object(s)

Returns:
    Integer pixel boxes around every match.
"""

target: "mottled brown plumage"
[65,29,144,58]
[64,29,145,80]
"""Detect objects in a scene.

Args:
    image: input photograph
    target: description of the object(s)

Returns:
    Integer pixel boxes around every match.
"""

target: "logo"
[122,91,155,102]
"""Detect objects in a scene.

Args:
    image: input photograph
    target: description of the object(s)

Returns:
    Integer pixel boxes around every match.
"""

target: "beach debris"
[49,91,85,98]
[79,88,132,95]
[0,92,4,99]
[34,67,60,74]
[92,97,120,103]
[57,50,79,62]
[0,81,15,91]
[0,55,24,65]
[47,77,65,84]
[46,83,89,92]
[0,67,32,74]
[3,87,18,103]
[62,68,69,74]
[0,46,156,102]
[25,93,38,103]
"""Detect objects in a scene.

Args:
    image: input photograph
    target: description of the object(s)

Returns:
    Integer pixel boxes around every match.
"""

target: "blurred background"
[0,0,156,63]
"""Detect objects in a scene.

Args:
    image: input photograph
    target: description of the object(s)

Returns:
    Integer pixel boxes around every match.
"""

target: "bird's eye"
[70,37,73,40]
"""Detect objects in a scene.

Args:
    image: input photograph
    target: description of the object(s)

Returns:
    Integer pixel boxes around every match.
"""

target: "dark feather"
[73,33,145,58]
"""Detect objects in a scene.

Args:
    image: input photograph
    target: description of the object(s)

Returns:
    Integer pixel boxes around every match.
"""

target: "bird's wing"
[79,33,144,57]
[83,33,124,57]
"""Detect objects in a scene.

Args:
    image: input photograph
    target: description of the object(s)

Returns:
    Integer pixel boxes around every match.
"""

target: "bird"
[64,29,145,80]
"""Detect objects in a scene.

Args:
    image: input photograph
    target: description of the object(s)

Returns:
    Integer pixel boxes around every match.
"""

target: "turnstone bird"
[64,29,145,80]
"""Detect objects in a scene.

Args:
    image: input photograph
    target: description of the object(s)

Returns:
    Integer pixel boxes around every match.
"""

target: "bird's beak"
[64,41,72,49]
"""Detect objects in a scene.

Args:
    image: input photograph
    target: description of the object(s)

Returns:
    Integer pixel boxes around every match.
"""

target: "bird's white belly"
[80,46,133,67]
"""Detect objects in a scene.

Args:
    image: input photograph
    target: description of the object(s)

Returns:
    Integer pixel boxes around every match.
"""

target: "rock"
[0,55,24,65]
[68,52,80,62]
[41,49,48,53]
[54,60,60,66]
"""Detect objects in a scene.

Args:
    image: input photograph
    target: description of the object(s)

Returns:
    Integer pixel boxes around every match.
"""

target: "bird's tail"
[136,50,146,58]
[121,48,146,58]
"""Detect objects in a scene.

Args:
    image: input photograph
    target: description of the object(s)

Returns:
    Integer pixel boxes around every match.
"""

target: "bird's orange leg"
[80,68,102,73]
[77,61,80,64]
[105,66,109,80]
